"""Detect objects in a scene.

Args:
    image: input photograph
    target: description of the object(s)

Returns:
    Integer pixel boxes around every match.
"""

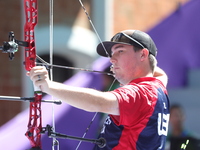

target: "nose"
[110,56,116,64]
[109,53,117,64]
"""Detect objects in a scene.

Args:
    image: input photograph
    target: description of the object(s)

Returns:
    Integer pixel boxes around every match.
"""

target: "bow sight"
[0,31,28,60]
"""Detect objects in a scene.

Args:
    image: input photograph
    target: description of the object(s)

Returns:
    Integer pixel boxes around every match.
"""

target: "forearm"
[45,81,119,115]
[28,66,119,115]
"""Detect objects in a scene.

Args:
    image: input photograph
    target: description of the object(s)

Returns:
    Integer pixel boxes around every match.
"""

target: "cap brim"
[96,41,131,57]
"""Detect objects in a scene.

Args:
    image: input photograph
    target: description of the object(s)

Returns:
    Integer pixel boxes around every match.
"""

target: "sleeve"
[110,84,155,126]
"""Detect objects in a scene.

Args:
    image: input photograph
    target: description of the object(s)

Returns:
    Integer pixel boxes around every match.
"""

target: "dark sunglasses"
[111,32,145,49]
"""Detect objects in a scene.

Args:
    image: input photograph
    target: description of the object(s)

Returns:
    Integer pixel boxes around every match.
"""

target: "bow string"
[75,1,114,149]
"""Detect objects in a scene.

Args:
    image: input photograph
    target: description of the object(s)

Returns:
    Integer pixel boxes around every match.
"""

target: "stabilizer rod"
[0,96,62,105]
[44,125,106,148]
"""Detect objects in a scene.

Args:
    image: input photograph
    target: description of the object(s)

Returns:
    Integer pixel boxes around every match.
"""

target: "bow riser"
[24,0,37,71]
[24,0,42,149]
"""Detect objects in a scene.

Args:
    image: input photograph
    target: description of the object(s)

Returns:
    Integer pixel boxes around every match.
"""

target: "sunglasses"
[111,32,145,49]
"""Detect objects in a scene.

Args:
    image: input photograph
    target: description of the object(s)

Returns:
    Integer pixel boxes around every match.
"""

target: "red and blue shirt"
[93,77,170,150]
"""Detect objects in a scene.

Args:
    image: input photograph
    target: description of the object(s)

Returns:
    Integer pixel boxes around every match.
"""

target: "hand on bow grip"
[27,66,51,93]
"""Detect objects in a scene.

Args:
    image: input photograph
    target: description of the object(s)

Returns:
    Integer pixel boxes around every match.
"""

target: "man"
[28,30,170,150]
[167,104,198,150]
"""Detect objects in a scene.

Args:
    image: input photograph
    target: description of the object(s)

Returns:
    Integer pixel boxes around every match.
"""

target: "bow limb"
[23,0,42,149]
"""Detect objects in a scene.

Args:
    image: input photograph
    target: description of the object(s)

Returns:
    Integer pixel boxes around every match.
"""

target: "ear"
[140,48,149,61]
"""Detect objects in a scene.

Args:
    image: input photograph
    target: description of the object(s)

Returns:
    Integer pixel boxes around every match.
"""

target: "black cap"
[96,30,157,57]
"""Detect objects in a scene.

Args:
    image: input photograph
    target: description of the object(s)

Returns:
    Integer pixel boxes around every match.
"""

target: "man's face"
[170,108,185,129]
[110,44,142,84]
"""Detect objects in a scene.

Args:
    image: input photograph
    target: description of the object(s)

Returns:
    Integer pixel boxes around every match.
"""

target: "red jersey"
[93,77,170,150]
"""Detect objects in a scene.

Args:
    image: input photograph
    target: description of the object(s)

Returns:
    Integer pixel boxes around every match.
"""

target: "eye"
[118,50,123,53]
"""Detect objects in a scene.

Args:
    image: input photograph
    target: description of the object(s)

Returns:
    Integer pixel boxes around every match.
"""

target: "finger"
[30,66,46,73]
[33,66,46,69]
[37,75,41,81]
[29,67,48,78]
[37,74,45,81]
[26,71,30,76]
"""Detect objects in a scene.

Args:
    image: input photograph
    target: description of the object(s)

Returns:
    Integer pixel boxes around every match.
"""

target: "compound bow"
[0,0,113,149]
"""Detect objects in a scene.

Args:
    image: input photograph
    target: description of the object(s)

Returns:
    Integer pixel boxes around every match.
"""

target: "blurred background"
[1,0,200,149]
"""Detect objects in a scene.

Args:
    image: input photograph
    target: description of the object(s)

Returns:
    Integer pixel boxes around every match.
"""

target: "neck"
[121,72,153,85]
